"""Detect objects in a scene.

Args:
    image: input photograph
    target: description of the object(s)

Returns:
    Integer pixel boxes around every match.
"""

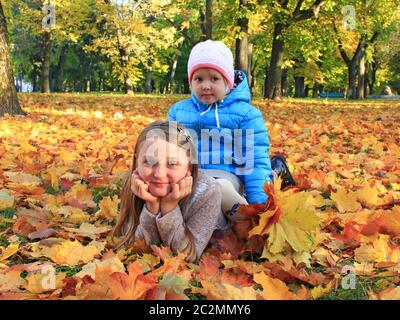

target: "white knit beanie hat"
[188,40,235,89]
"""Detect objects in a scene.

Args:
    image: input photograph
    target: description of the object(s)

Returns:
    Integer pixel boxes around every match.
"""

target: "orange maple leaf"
[108,260,156,300]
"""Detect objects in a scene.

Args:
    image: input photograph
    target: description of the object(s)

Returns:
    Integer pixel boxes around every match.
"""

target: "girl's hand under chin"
[160,171,193,215]
[131,170,160,214]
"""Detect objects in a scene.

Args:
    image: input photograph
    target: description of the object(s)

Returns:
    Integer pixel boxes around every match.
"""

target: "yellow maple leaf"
[357,181,379,208]
[57,206,90,224]
[310,280,336,300]
[250,177,320,263]
[76,255,125,280]
[355,235,400,263]
[253,272,307,300]
[193,279,260,300]
[96,195,119,221]
[0,243,20,263]
[46,166,68,188]
[330,187,361,213]
[63,222,112,240]
[59,149,78,164]
[18,139,37,153]
[28,238,105,266]
[65,183,96,208]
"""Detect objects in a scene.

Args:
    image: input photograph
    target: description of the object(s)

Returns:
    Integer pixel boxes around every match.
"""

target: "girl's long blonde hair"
[112,121,199,256]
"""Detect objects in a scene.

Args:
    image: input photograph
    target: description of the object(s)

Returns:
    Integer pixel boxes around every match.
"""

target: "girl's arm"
[134,205,162,245]
[154,182,222,263]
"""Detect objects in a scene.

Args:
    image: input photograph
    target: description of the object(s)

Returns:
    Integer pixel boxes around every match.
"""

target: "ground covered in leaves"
[0,94,399,300]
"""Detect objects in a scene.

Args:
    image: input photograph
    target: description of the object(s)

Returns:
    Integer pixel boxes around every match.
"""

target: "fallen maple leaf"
[371,286,400,300]
[63,222,112,240]
[330,187,362,213]
[4,171,42,187]
[0,268,26,292]
[249,177,320,264]
[27,238,105,266]
[193,279,260,300]
[253,272,308,300]
[0,243,20,263]
[95,195,119,221]
[310,280,336,300]
[108,260,157,300]
[354,234,400,263]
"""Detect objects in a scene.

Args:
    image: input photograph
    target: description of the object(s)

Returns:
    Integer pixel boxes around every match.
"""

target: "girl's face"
[136,138,191,197]
[191,68,229,105]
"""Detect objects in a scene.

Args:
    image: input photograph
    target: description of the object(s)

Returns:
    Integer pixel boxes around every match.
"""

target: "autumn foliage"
[0,94,399,300]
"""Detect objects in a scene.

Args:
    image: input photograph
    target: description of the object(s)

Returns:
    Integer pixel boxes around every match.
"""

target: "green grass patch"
[0,208,16,219]
[92,184,121,205]
[0,235,10,247]
[55,265,83,277]
[319,276,382,300]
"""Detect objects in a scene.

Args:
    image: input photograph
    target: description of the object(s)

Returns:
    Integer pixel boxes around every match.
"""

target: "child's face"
[136,138,190,197]
[191,68,228,105]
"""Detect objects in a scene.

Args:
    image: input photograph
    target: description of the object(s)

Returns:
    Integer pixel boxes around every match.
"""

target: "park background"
[0,0,400,300]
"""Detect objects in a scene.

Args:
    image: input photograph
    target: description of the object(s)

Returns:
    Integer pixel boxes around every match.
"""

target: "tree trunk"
[357,48,366,99]
[145,70,152,94]
[169,56,178,93]
[235,0,250,81]
[0,2,24,116]
[364,62,369,97]
[304,84,310,98]
[248,43,253,88]
[347,62,358,99]
[32,66,39,92]
[119,51,133,94]
[55,43,68,92]
[265,23,285,100]
[281,68,288,97]
[200,0,213,40]
[41,31,51,93]
[264,0,326,100]
[369,61,378,94]
[312,83,317,97]
[205,0,212,40]
[168,39,184,93]
[294,76,305,98]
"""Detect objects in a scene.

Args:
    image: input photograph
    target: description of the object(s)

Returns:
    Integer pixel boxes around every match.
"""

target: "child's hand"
[131,170,160,214]
[160,172,193,215]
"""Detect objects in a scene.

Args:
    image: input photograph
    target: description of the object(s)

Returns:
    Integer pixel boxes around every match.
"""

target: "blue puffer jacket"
[168,71,273,204]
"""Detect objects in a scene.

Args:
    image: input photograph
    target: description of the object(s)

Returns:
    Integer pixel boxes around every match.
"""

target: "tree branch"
[369,31,379,44]
[333,21,351,66]
[164,17,197,47]
[293,0,325,21]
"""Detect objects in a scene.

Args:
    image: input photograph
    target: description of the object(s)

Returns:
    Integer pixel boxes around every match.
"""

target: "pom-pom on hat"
[188,40,234,89]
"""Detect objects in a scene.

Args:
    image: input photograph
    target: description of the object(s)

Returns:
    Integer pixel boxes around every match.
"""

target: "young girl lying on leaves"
[112,121,229,263]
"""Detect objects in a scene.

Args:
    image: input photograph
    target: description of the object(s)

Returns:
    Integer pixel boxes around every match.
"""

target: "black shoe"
[271,155,296,190]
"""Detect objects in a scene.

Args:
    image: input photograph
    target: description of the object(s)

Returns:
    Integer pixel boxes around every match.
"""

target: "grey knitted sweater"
[135,170,229,261]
